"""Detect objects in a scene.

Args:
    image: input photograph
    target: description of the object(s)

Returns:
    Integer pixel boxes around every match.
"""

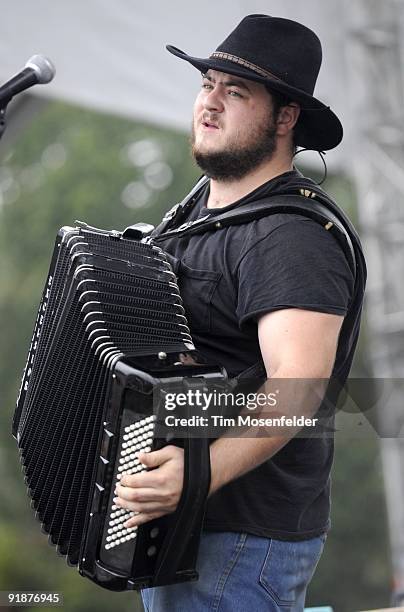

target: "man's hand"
[114,445,184,528]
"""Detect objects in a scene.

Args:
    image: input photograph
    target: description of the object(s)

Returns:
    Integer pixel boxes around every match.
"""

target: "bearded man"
[115,14,366,611]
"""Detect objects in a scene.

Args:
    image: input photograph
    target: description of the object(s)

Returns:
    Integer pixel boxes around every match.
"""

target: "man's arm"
[115,307,343,528]
[208,307,343,495]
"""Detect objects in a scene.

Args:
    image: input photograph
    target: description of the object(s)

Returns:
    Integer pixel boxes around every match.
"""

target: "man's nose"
[203,87,224,112]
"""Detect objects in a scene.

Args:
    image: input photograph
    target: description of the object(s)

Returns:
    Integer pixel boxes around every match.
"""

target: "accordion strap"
[151,175,209,239]
[153,417,211,585]
[154,191,357,279]
[153,180,366,391]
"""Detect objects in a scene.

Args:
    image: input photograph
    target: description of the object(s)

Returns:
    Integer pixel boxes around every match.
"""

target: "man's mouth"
[202,120,219,130]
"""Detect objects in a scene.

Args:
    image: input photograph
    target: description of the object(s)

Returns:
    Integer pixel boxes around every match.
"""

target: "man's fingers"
[137,445,180,468]
[115,485,164,503]
[119,471,160,489]
[113,498,164,514]
[116,445,185,522]
[124,512,162,529]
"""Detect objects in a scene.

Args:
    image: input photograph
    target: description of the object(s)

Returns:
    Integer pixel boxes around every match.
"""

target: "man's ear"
[276,102,300,135]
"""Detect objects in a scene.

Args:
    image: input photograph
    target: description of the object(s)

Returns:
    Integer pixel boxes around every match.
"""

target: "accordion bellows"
[13,223,221,591]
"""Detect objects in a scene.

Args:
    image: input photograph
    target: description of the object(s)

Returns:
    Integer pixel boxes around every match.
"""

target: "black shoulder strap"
[151,175,209,239]
[153,191,357,280]
[152,182,366,385]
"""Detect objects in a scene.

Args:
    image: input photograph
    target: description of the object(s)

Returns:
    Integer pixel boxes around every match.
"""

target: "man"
[115,14,366,611]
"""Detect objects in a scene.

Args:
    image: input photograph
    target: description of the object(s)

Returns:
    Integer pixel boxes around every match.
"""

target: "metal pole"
[346,0,404,603]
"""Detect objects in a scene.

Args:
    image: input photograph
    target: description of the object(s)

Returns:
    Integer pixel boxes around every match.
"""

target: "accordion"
[13,221,225,591]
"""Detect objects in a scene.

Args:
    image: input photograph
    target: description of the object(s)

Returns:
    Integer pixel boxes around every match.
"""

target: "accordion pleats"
[15,227,194,566]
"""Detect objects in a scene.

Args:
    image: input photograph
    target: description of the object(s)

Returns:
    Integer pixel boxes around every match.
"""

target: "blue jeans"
[141,530,326,611]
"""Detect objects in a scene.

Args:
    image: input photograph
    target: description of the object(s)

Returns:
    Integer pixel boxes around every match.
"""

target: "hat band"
[209,51,283,82]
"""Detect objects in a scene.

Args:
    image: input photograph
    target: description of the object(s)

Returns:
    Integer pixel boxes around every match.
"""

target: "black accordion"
[13,221,225,591]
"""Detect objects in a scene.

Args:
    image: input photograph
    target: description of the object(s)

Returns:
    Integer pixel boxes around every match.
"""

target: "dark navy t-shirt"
[155,170,362,540]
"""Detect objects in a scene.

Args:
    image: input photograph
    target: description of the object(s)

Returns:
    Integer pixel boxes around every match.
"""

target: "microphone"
[0,55,56,105]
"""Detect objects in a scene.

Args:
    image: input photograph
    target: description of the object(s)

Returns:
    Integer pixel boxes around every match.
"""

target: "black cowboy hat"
[166,14,343,151]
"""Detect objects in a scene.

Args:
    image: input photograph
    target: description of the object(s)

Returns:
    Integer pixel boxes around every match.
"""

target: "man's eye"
[228,90,242,98]
[202,83,213,90]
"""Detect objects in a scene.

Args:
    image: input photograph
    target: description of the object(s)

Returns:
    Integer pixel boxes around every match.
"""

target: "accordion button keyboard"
[103,414,156,551]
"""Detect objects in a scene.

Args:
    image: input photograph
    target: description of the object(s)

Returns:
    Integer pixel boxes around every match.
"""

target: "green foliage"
[0,100,391,610]
[0,100,198,612]
[0,101,199,409]
[0,523,143,612]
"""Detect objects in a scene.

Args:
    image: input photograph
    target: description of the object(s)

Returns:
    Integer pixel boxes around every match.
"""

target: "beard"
[191,116,278,181]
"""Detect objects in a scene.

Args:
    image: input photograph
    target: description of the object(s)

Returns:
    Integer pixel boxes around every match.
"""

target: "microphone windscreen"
[25,55,56,84]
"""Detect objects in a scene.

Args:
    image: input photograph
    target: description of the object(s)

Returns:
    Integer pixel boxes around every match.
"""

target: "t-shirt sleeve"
[236,218,355,327]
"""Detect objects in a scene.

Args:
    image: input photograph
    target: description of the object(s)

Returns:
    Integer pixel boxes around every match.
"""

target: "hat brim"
[166,45,343,151]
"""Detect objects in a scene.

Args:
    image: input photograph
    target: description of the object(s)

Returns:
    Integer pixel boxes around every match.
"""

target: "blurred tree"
[0,100,392,611]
